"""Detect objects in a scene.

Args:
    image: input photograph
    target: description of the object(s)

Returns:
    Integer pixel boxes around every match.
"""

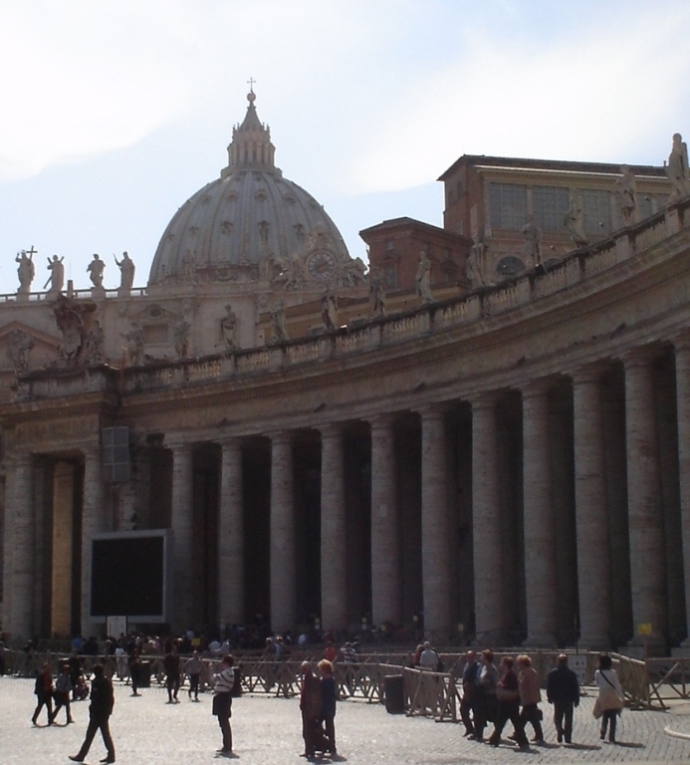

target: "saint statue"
[271,304,289,342]
[466,238,488,288]
[15,249,35,294]
[415,251,434,304]
[321,290,338,330]
[564,193,588,247]
[666,133,690,200]
[369,267,387,317]
[44,255,65,294]
[521,215,541,267]
[616,165,637,225]
[87,254,105,288]
[114,251,135,292]
[220,304,238,352]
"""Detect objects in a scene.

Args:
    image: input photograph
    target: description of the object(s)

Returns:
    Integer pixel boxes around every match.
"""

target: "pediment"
[0,320,60,373]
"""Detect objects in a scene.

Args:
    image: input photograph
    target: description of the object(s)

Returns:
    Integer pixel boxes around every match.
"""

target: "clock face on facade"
[496,256,526,277]
[307,251,337,280]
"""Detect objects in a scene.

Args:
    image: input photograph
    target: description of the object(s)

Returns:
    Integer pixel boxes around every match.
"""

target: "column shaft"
[370,416,400,626]
[320,425,347,631]
[471,395,505,642]
[522,381,558,646]
[676,337,690,644]
[420,407,451,638]
[624,350,667,645]
[171,444,194,632]
[219,438,244,628]
[270,433,295,632]
[7,455,34,640]
[572,367,611,647]
[82,447,105,636]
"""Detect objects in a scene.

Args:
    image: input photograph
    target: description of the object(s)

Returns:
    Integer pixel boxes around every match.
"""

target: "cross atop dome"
[223,84,276,175]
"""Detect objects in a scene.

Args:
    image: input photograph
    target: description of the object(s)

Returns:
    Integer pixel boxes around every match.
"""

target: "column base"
[522,634,557,649]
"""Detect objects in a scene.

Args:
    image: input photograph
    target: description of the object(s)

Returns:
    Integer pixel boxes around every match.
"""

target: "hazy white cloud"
[346,6,690,193]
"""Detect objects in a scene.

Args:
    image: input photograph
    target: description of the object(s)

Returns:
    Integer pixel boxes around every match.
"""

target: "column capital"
[81,443,101,459]
[318,422,344,440]
[165,438,193,454]
[218,435,242,450]
[267,430,292,446]
[569,361,608,387]
[521,376,556,399]
[369,412,396,432]
[673,328,690,354]
[417,402,449,421]
[620,345,659,370]
[469,391,501,411]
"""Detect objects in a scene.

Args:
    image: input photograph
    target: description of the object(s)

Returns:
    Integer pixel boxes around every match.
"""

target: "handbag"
[496,686,519,702]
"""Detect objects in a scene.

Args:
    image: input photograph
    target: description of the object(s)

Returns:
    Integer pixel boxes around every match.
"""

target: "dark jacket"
[546,665,580,705]
[90,674,114,720]
[320,676,336,718]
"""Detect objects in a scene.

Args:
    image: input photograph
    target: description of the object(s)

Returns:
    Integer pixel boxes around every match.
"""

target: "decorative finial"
[247,77,256,102]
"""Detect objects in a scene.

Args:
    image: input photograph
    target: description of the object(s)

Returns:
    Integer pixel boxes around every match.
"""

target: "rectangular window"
[532,186,570,232]
[582,189,612,234]
[489,183,527,230]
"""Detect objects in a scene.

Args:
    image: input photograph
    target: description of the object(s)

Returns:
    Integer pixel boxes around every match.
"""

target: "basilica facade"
[2,92,690,654]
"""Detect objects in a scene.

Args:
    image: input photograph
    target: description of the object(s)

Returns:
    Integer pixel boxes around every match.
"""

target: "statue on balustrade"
[220,304,238,352]
[521,215,541,267]
[667,133,690,200]
[466,238,488,288]
[114,251,135,293]
[44,255,65,295]
[369,267,387,317]
[321,289,338,330]
[616,165,637,225]
[15,249,35,294]
[271,303,289,342]
[416,251,434,305]
[173,315,191,358]
[87,253,105,288]
[564,193,588,247]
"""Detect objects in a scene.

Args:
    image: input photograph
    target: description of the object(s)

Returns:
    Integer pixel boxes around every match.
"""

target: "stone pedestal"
[270,432,295,633]
[572,366,611,648]
[420,406,451,638]
[471,395,505,643]
[219,438,244,628]
[370,415,400,627]
[320,424,347,631]
[522,380,557,646]
[170,443,194,633]
[623,349,667,647]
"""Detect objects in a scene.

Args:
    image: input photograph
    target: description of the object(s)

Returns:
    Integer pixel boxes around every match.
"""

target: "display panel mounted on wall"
[90,529,172,623]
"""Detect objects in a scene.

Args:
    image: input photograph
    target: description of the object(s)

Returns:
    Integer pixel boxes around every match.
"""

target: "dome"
[148,91,354,288]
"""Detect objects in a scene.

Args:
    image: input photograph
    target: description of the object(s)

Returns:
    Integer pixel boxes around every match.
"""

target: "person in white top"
[594,654,624,743]
[212,654,235,754]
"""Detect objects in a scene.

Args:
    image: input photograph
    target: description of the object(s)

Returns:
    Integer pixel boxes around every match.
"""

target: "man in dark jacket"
[69,663,115,763]
[460,650,480,737]
[546,654,580,744]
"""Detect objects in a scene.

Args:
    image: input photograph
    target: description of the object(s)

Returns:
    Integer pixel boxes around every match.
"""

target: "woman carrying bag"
[593,654,624,743]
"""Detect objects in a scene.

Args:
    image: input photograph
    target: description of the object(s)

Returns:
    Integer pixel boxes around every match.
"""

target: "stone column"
[623,348,667,646]
[5,454,34,640]
[320,424,347,631]
[420,406,451,638]
[370,415,400,627]
[572,365,611,648]
[675,334,690,645]
[471,394,505,643]
[522,380,558,646]
[219,438,244,628]
[270,432,295,633]
[82,446,105,636]
[170,443,194,633]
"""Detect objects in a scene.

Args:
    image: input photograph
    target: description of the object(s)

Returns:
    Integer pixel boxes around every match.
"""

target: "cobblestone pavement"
[3,677,690,765]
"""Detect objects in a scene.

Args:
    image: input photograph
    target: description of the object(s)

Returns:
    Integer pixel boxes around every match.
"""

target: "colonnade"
[4,338,690,652]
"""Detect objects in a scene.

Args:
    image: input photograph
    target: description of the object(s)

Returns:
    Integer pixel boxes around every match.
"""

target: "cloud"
[345,6,690,194]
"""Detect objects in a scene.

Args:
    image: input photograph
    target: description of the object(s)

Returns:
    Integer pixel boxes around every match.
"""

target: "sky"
[1,0,690,291]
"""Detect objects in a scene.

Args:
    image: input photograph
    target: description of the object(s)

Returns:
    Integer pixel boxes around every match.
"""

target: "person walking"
[488,656,529,750]
[472,648,499,742]
[185,650,203,701]
[32,662,54,726]
[212,654,235,755]
[460,650,480,737]
[299,661,323,758]
[129,648,142,696]
[69,663,115,763]
[164,642,181,703]
[594,654,624,743]
[546,653,580,743]
[318,659,337,756]
[50,662,74,724]
[517,654,544,743]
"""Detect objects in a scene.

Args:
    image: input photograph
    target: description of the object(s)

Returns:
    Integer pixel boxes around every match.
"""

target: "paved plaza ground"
[3,675,690,765]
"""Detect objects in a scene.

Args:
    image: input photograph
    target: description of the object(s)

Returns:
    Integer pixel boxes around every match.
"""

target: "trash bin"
[384,674,405,714]
[138,660,152,688]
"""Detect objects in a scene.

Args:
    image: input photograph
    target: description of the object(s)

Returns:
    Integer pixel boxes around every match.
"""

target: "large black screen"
[90,534,166,618]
